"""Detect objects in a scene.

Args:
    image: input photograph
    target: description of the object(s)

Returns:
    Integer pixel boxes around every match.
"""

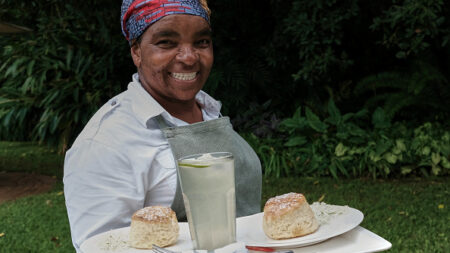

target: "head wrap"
[121,0,210,42]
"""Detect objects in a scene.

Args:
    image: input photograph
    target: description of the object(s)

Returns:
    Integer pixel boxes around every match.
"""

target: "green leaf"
[17,107,28,124]
[441,157,450,169]
[431,152,441,165]
[334,159,349,177]
[41,90,60,106]
[285,136,308,147]
[369,151,382,162]
[372,107,391,129]
[26,60,36,76]
[21,76,35,93]
[329,164,338,179]
[50,116,60,134]
[326,99,341,125]
[346,123,367,137]
[336,132,349,140]
[354,109,369,118]
[293,106,302,119]
[305,107,328,133]
[375,139,391,156]
[281,118,307,132]
[66,47,74,68]
[335,142,347,157]
[5,57,27,78]
[401,165,413,175]
[0,98,19,107]
[384,152,398,164]
[396,139,407,152]
[2,110,15,127]
[431,165,441,176]
[396,51,407,58]
[384,165,390,175]
[422,146,431,156]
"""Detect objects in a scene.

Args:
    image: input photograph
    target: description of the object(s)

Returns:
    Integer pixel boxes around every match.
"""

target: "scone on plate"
[129,206,179,249]
[263,192,319,239]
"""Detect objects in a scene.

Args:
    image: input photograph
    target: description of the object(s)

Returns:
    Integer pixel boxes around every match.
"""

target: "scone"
[129,206,179,249]
[263,192,319,239]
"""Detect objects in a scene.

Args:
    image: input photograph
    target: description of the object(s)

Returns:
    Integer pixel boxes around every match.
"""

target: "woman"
[63,0,262,251]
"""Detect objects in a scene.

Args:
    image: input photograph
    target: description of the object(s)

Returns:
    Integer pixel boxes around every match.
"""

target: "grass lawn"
[0,142,449,252]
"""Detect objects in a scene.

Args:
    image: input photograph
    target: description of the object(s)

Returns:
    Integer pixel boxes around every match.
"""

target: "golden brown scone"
[129,206,179,249]
[263,192,319,239]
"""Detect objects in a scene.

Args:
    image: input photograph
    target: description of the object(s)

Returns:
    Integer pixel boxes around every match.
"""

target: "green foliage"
[354,60,450,121]
[1,0,449,151]
[204,0,275,116]
[244,100,450,179]
[267,0,358,85]
[371,0,450,58]
[0,0,130,150]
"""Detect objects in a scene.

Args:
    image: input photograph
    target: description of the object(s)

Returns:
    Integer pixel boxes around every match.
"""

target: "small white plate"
[237,206,364,248]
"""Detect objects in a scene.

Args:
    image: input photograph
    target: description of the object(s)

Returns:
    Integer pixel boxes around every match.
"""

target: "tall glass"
[177,152,236,250]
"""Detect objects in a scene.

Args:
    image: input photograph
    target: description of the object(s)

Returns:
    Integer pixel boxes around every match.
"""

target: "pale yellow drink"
[177,152,236,250]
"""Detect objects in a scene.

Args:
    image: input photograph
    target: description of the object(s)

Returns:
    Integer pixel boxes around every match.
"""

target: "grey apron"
[158,116,262,221]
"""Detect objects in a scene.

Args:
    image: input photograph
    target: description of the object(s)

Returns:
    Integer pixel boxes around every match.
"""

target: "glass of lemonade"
[177,152,236,250]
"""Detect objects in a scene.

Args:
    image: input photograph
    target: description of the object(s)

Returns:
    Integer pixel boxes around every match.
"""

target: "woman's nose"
[176,46,199,65]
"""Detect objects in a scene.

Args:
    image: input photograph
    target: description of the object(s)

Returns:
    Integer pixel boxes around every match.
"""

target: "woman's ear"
[131,43,141,68]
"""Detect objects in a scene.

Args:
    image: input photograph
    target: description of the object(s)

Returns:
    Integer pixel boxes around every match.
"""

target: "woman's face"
[131,14,213,104]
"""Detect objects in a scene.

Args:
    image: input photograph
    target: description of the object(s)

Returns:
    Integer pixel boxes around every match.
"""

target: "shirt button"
[111,101,117,106]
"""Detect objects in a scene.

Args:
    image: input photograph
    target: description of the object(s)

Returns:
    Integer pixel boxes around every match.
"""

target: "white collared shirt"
[63,73,221,252]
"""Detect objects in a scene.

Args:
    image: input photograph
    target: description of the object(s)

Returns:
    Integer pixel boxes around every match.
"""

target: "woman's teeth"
[171,72,197,81]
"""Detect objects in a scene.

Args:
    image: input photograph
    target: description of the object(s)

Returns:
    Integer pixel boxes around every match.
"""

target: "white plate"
[81,205,364,252]
[80,223,193,252]
[237,206,364,248]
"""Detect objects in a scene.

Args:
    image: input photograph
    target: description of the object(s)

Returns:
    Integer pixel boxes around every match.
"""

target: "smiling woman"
[131,15,214,123]
[63,1,262,252]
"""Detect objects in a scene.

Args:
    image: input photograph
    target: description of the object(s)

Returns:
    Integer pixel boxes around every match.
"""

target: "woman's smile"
[169,72,199,81]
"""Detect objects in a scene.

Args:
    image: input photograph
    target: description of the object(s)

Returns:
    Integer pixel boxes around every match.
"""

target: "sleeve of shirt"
[63,140,143,252]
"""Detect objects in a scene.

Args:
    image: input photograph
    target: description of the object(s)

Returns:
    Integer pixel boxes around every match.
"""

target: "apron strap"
[155,114,170,129]
[155,114,187,220]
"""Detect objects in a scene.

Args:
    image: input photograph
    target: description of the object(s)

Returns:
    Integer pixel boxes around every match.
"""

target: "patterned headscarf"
[121,0,210,42]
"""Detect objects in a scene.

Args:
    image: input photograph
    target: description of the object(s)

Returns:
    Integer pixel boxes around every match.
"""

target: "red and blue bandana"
[121,0,210,41]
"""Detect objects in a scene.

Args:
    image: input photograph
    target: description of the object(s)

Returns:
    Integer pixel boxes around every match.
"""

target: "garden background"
[0,0,449,252]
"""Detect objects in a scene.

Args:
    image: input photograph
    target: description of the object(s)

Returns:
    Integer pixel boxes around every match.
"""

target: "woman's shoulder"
[71,91,167,154]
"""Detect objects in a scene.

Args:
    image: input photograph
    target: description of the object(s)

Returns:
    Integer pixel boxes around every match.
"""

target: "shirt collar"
[128,73,222,127]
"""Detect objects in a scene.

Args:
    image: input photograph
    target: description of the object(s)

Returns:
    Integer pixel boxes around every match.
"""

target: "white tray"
[287,226,392,253]
[81,203,391,253]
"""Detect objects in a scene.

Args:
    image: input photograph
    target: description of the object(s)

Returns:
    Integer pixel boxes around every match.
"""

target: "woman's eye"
[156,40,175,47]
[196,39,211,48]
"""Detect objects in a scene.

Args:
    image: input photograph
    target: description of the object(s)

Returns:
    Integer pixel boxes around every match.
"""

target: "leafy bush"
[266,0,359,85]
[354,60,450,121]
[1,0,449,153]
[371,0,450,59]
[204,0,275,116]
[244,100,450,178]
[0,0,132,150]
